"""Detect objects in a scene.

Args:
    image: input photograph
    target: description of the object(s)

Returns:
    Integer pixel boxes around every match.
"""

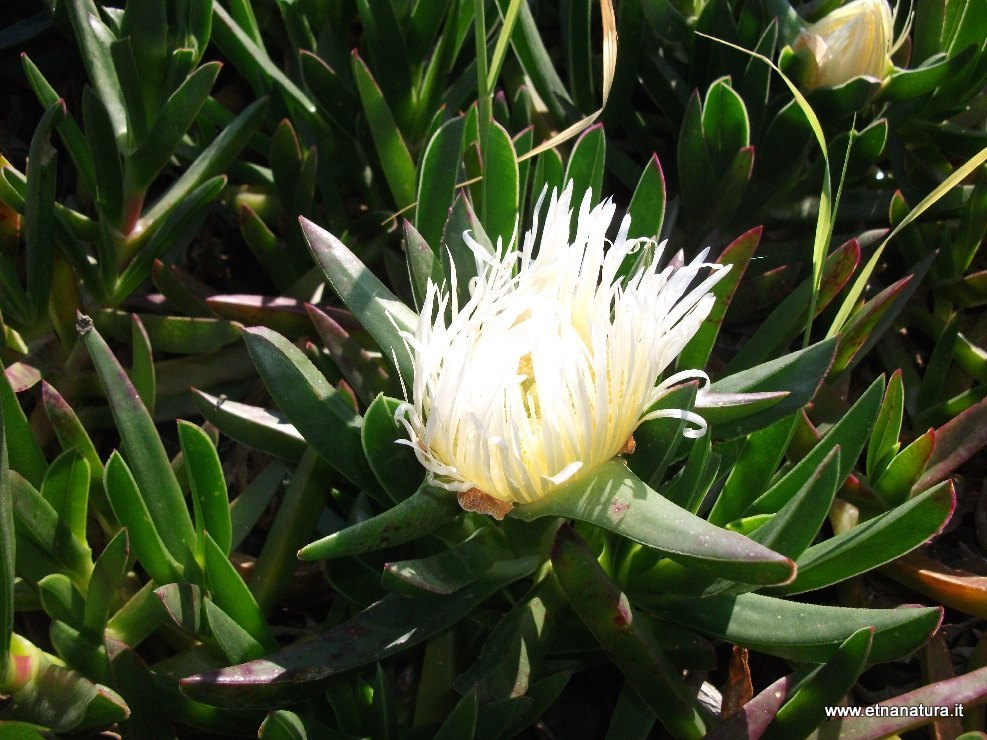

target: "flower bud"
[793,0,894,89]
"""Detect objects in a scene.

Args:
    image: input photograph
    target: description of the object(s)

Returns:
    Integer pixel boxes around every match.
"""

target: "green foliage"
[2,0,987,735]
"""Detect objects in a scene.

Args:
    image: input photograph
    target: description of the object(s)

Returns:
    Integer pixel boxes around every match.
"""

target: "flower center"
[517,352,541,421]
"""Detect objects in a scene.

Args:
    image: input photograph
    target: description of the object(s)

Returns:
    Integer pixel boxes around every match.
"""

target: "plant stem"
[474,0,491,143]
[250,448,331,615]
[106,580,166,647]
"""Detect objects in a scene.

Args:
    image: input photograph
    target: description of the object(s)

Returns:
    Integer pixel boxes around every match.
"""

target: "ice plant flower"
[394,183,729,519]
[793,0,901,89]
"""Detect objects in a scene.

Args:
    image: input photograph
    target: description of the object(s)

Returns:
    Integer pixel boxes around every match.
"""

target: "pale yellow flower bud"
[794,0,894,89]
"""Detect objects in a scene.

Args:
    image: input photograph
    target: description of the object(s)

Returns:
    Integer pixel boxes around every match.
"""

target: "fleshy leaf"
[810,666,987,738]
[10,471,92,587]
[648,592,940,663]
[514,460,795,586]
[299,482,460,561]
[417,116,468,250]
[362,395,425,502]
[103,452,185,584]
[40,451,90,550]
[725,242,858,374]
[677,226,761,370]
[383,526,510,595]
[193,390,305,463]
[454,576,562,701]
[249,449,332,615]
[914,396,987,492]
[229,462,285,552]
[259,709,338,739]
[41,381,103,487]
[105,636,260,735]
[241,326,377,491]
[90,309,241,355]
[204,294,317,338]
[563,124,606,209]
[709,339,836,438]
[770,481,954,595]
[744,375,884,517]
[706,674,789,739]
[829,269,925,378]
[629,383,698,486]
[874,428,935,507]
[0,390,13,684]
[552,525,705,739]
[866,369,904,479]
[0,359,47,488]
[744,447,841,560]
[884,551,987,620]
[696,390,789,427]
[634,449,840,598]
[626,154,666,242]
[441,192,493,311]
[301,217,417,388]
[156,583,208,637]
[709,415,799,526]
[351,51,416,208]
[178,422,230,553]
[479,120,520,246]
[2,647,130,733]
[306,304,392,406]
[204,598,265,664]
[24,101,61,322]
[83,529,129,635]
[203,533,276,653]
[80,316,195,558]
[404,219,445,313]
[180,558,538,708]
[761,628,873,740]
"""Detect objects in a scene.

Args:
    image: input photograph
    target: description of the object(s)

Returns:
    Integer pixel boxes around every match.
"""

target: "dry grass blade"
[518,0,617,162]
[696,32,833,347]
[384,0,617,224]
[383,176,483,225]
[827,144,987,336]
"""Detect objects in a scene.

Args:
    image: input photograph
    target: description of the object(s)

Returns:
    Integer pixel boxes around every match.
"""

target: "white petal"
[543,461,584,486]
[395,183,728,504]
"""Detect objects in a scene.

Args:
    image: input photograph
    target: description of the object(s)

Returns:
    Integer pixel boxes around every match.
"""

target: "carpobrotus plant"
[176,175,971,737]
[3,0,987,737]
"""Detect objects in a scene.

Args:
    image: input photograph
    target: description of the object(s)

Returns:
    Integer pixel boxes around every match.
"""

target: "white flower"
[794,0,903,89]
[395,183,729,517]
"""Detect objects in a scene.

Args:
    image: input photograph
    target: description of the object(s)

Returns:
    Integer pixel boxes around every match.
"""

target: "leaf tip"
[298,215,324,241]
[777,558,798,586]
[76,312,94,338]
[178,673,203,691]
